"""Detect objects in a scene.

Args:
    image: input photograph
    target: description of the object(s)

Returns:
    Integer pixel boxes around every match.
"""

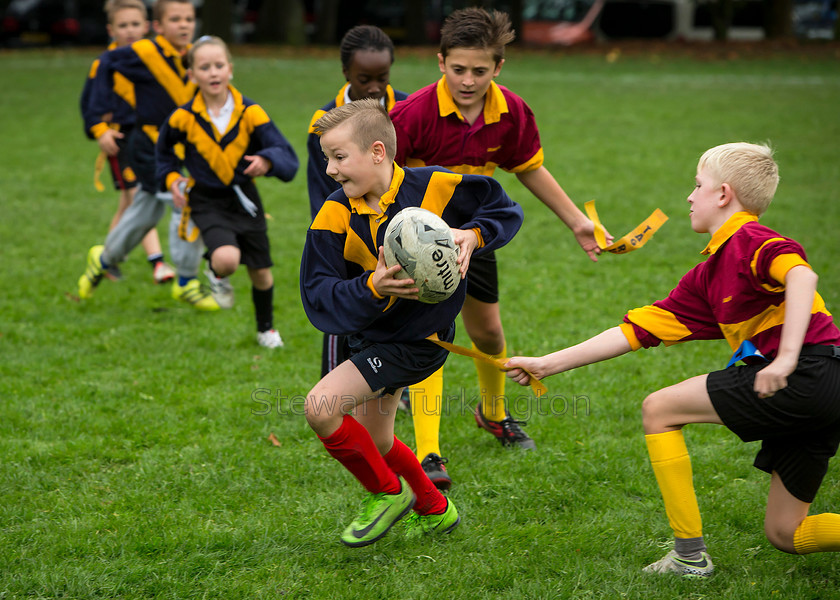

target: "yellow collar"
[701,211,759,255]
[334,83,350,107]
[436,76,508,125]
[191,85,244,137]
[348,165,405,215]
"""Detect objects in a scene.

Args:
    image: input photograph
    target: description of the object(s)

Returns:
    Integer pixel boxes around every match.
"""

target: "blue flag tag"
[726,340,768,368]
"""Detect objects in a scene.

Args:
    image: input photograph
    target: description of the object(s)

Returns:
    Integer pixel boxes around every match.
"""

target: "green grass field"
[1,43,840,599]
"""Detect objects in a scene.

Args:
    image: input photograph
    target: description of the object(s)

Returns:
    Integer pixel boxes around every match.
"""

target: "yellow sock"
[646,430,703,539]
[475,342,506,422]
[411,367,443,461]
[794,513,840,554]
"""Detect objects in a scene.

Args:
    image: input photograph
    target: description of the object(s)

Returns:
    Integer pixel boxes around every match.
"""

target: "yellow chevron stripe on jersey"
[311,199,350,233]
[419,171,461,217]
[170,108,234,183]
[113,72,135,108]
[167,102,267,186]
[345,225,378,272]
[134,37,195,107]
[309,200,377,272]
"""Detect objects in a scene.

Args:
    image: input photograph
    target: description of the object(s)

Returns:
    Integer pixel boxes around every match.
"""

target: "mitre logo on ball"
[383,207,460,304]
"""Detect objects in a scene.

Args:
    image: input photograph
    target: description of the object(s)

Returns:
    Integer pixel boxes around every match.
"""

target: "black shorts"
[188,182,272,270]
[107,127,137,191]
[349,322,456,395]
[466,250,499,304]
[708,353,840,502]
[127,129,156,192]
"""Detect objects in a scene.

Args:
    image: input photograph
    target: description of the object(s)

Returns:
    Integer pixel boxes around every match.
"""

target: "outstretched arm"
[516,165,612,262]
[753,265,818,398]
[506,326,632,386]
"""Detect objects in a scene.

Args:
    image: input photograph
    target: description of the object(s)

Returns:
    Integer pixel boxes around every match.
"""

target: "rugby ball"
[383,207,460,304]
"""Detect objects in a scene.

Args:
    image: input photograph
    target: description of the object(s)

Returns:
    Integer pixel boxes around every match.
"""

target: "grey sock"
[674,536,707,560]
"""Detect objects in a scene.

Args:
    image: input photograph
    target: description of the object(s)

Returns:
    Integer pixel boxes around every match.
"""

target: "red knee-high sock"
[383,436,447,516]
[318,415,401,495]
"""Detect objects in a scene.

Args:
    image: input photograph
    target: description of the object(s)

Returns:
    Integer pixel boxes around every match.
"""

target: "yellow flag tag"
[93,151,107,192]
[585,200,668,254]
[177,177,200,242]
[427,334,548,397]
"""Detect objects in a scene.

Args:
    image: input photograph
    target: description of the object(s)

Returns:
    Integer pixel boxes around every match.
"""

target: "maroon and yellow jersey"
[620,211,840,359]
[390,76,544,176]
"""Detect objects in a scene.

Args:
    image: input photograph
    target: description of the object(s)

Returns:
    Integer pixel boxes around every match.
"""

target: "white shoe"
[153,261,176,284]
[643,549,714,578]
[257,329,284,348]
[204,268,234,309]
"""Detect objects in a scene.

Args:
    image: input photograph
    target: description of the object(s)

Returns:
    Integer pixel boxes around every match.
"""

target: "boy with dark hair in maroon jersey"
[389,6,610,489]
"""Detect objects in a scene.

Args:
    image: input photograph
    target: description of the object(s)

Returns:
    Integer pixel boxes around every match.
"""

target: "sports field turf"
[1,43,839,599]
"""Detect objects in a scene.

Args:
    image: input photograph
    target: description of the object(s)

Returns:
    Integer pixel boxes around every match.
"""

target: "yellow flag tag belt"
[585,200,668,254]
[426,333,548,397]
[93,124,122,192]
[93,151,107,192]
[177,178,200,242]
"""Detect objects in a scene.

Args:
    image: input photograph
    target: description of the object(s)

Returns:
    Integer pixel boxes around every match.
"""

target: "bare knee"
[210,246,240,277]
[764,518,799,554]
[305,390,350,438]
[249,267,273,290]
[469,327,505,355]
[641,391,668,434]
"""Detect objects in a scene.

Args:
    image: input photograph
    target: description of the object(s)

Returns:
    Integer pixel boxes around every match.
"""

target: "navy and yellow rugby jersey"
[300,165,523,343]
[87,34,196,141]
[156,85,298,192]
[620,212,840,358]
[306,83,408,219]
[81,42,137,139]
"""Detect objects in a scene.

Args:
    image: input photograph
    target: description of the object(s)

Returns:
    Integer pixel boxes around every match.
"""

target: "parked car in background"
[793,0,837,38]
[1,0,111,46]
[522,0,604,45]
[523,0,774,43]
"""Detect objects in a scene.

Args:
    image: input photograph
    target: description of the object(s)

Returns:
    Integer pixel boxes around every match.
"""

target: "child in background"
[507,143,840,577]
[78,0,220,311]
[80,0,175,285]
[306,25,409,376]
[389,7,610,489]
[157,36,298,348]
[301,99,524,546]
